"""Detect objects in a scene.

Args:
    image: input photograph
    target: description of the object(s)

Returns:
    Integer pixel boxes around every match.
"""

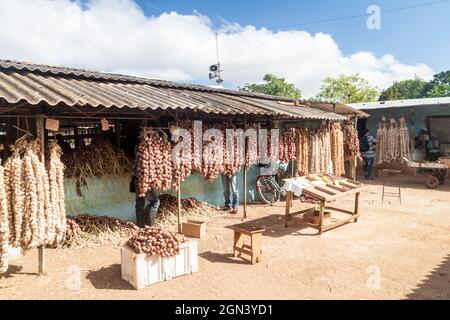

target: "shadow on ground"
[199,251,250,265]
[226,214,319,238]
[406,253,450,300]
[85,264,135,290]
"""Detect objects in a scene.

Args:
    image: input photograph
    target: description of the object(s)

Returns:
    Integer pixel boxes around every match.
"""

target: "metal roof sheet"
[349,97,450,110]
[0,59,346,120]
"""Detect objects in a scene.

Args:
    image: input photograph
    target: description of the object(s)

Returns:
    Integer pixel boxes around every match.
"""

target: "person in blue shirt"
[360,129,377,180]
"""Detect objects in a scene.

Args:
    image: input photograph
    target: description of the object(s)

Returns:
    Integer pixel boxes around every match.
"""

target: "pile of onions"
[126,227,187,257]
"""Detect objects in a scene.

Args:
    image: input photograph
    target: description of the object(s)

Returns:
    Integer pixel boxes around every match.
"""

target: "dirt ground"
[1,178,449,300]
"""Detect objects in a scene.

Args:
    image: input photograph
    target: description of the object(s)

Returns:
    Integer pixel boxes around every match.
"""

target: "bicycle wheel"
[257,176,281,205]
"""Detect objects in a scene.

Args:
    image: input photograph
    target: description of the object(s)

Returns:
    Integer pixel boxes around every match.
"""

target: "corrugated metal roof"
[0,59,346,120]
[349,97,450,110]
[304,101,369,118]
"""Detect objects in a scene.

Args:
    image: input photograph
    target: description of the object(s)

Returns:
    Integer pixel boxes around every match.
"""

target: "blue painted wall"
[64,164,267,222]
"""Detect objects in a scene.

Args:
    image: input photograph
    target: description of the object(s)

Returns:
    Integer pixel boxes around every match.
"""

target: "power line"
[269,0,450,30]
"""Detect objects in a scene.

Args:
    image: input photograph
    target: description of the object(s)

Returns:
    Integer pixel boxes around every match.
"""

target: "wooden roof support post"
[352,115,358,180]
[410,108,415,160]
[176,113,182,234]
[36,114,46,276]
[243,116,247,220]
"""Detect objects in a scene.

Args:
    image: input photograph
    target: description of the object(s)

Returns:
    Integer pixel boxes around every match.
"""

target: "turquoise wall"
[64,164,269,222]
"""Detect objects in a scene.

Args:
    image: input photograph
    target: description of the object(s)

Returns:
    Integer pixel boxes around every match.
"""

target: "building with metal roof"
[349,97,450,160]
[0,59,352,121]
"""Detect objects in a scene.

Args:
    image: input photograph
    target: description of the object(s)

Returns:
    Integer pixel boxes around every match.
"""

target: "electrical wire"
[269,0,450,30]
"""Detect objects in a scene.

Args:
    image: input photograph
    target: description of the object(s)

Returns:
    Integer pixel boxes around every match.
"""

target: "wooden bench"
[229,225,265,265]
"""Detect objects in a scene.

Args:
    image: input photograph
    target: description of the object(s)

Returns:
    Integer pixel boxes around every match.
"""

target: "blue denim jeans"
[363,157,375,179]
[222,173,239,209]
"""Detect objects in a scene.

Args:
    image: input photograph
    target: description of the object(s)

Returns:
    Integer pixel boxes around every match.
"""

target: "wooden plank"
[326,184,347,192]
[325,206,355,215]
[302,188,328,201]
[284,191,293,228]
[233,247,253,256]
[230,226,265,235]
[339,181,358,189]
[315,186,337,196]
[320,214,360,233]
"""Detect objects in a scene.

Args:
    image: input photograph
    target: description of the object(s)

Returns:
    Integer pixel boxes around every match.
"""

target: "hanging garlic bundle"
[376,121,388,164]
[0,158,9,274]
[398,117,410,162]
[48,142,66,245]
[10,153,24,248]
[387,119,400,162]
[201,125,225,181]
[330,122,345,176]
[21,149,39,249]
[309,130,321,174]
[2,157,14,244]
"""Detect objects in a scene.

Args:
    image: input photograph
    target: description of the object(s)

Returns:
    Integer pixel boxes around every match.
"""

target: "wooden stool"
[229,225,265,265]
[382,169,402,204]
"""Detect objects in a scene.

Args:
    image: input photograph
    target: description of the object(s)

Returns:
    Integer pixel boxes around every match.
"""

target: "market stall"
[283,174,367,234]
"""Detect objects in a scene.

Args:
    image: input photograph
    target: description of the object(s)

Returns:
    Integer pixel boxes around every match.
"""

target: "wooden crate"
[121,240,198,290]
[303,210,331,225]
[182,220,206,238]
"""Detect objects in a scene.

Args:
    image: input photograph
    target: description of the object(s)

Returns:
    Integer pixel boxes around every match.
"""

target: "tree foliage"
[379,78,427,101]
[242,74,302,99]
[315,74,380,103]
[424,71,450,97]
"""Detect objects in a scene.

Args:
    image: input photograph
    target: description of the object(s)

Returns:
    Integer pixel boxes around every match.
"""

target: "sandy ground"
[1,178,449,300]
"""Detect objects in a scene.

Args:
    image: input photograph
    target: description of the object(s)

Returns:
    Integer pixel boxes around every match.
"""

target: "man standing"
[133,144,160,228]
[221,173,239,214]
[360,129,377,180]
[427,134,441,162]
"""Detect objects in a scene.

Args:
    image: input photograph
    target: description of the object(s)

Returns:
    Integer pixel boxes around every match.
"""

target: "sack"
[360,136,370,152]
[130,176,136,193]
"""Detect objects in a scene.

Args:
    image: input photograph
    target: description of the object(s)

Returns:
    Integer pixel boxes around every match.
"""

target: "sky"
[0,0,449,98]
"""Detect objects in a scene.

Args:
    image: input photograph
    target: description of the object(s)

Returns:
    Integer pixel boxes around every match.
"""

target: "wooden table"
[284,178,367,234]
[229,224,265,265]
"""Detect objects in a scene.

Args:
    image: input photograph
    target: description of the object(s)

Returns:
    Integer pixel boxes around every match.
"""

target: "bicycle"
[256,161,291,205]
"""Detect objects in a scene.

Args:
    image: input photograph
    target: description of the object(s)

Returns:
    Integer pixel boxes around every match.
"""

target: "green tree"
[315,74,379,103]
[424,71,450,97]
[379,78,427,101]
[242,74,302,99]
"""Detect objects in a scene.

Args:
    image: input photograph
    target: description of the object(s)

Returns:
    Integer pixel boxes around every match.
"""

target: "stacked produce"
[343,123,360,160]
[137,128,173,196]
[0,138,66,273]
[126,227,187,257]
[295,128,309,176]
[279,129,296,164]
[330,122,345,176]
[376,118,410,164]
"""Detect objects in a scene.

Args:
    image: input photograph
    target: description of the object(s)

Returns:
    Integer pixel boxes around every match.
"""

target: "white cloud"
[0,0,435,97]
